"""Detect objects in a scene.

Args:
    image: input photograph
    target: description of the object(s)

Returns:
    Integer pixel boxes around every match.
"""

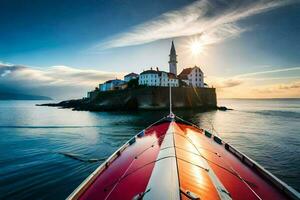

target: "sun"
[190,40,203,55]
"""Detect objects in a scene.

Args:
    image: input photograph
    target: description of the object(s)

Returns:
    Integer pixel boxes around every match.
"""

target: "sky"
[0,0,300,99]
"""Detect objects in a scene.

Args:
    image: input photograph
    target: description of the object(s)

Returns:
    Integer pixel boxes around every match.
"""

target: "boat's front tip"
[67,116,300,200]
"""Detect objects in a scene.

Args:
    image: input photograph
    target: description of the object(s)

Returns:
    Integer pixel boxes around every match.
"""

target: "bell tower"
[169,41,177,75]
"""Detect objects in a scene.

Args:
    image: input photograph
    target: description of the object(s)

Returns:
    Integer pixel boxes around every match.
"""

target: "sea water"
[0,99,299,199]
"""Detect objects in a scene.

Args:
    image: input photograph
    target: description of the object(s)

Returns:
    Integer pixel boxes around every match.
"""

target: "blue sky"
[0,0,300,99]
[0,0,190,67]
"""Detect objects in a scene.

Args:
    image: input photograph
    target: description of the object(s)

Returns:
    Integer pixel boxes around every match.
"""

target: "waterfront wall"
[88,87,217,110]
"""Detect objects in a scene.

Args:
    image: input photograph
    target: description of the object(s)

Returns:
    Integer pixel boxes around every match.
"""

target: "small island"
[39,41,221,111]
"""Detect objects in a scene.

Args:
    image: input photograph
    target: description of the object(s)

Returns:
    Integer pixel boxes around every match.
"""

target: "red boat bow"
[67,116,300,200]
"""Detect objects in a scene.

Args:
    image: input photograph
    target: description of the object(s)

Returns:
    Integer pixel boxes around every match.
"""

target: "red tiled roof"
[178,68,193,79]
[167,73,177,79]
[178,66,203,79]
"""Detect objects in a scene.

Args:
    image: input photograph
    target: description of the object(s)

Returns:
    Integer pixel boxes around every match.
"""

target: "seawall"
[87,87,217,110]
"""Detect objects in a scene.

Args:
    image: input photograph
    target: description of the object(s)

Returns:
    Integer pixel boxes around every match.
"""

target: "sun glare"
[190,40,203,55]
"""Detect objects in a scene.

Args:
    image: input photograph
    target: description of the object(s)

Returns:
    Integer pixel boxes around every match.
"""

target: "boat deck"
[67,117,299,200]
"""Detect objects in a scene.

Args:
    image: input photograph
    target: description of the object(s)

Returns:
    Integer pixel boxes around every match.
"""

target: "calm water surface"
[0,99,299,199]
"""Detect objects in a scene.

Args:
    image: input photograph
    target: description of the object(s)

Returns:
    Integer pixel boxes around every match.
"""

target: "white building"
[178,66,204,87]
[124,72,139,82]
[139,69,160,86]
[139,68,179,87]
[99,79,127,91]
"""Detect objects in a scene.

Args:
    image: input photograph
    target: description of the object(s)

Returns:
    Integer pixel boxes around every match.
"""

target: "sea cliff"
[39,87,217,111]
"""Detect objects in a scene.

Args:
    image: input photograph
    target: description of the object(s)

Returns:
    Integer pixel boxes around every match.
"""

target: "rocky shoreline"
[37,87,232,112]
[37,99,231,112]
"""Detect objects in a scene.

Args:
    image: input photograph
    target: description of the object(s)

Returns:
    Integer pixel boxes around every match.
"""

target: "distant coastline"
[0,92,52,100]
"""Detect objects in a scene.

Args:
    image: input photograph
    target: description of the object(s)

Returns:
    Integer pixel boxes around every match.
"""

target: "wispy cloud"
[0,63,125,99]
[206,66,300,89]
[0,70,11,77]
[94,0,296,50]
[252,81,300,94]
[206,77,243,88]
[235,67,300,78]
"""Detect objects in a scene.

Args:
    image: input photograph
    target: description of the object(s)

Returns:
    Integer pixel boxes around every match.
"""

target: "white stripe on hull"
[144,123,180,200]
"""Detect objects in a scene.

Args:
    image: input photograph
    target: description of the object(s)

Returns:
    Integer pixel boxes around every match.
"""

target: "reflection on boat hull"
[67,116,300,200]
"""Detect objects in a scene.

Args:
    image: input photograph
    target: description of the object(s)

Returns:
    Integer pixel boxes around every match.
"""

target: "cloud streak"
[206,77,243,88]
[235,67,300,78]
[0,63,125,99]
[252,81,300,95]
[206,66,300,89]
[95,0,296,50]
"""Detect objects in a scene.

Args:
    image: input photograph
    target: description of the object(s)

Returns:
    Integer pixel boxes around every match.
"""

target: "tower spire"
[169,40,177,75]
[170,40,176,55]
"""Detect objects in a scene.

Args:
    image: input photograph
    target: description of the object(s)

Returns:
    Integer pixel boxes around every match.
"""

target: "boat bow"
[67,116,300,200]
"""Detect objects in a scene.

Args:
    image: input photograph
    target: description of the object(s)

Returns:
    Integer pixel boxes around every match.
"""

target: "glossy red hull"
[67,116,299,200]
